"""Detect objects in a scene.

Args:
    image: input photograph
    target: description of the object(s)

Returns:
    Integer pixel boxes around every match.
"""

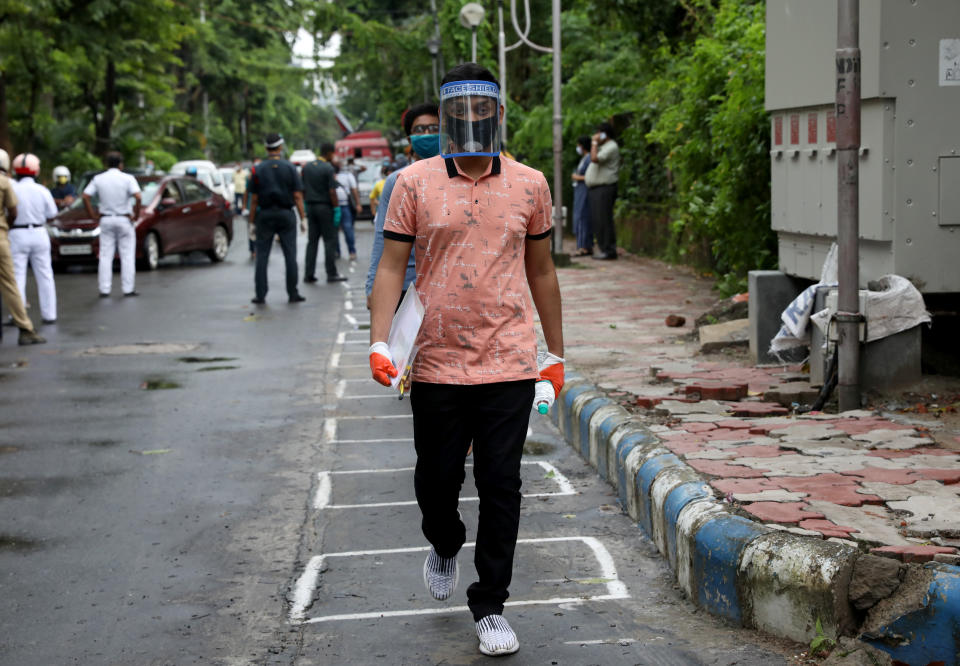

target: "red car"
[49,174,233,271]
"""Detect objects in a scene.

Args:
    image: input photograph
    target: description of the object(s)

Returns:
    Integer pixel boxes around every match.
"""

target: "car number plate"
[60,244,93,256]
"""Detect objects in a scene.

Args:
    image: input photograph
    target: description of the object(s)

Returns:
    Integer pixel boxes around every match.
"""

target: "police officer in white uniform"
[83,152,141,297]
[10,153,58,324]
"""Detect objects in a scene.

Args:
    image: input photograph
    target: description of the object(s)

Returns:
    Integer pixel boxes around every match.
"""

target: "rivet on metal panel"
[933,165,938,171]
[907,119,915,127]
[908,79,915,87]
[907,159,914,166]
[907,199,913,206]
[932,212,937,217]
[883,42,890,50]
[906,238,912,245]
[909,38,917,47]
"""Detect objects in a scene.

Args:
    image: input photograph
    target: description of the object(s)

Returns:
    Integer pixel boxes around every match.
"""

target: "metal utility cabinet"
[766,0,960,293]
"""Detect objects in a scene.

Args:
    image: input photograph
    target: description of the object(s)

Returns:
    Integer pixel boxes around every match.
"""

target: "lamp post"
[459,2,485,63]
[427,38,441,97]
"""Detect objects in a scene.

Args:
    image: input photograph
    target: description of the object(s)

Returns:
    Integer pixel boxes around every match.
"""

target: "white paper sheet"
[386,288,425,390]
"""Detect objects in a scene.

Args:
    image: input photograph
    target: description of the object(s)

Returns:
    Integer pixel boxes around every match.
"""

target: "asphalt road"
[0,219,798,665]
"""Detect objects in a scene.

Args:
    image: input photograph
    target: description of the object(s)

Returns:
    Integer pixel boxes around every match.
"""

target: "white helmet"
[13,153,40,177]
[0,149,8,173]
[53,165,71,182]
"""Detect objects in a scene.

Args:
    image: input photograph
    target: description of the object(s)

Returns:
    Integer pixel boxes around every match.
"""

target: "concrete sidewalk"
[549,246,960,664]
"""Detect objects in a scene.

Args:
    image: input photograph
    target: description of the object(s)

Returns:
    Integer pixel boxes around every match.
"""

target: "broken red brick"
[635,396,664,409]
[726,402,790,417]
[798,519,858,538]
[743,501,825,524]
[870,545,958,563]
[684,382,749,402]
[686,459,768,478]
[665,314,686,327]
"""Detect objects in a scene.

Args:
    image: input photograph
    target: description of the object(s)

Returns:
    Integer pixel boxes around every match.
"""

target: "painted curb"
[550,379,960,663]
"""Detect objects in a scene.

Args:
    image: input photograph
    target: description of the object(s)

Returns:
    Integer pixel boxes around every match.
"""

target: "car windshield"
[64,178,158,212]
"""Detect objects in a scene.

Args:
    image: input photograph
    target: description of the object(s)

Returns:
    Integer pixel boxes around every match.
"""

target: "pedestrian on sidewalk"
[0,149,45,345]
[248,133,306,305]
[302,142,346,284]
[83,152,142,297]
[585,121,620,260]
[10,153,58,323]
[571,135,593,256]
[368,63,565,657]
[364,101,441,309]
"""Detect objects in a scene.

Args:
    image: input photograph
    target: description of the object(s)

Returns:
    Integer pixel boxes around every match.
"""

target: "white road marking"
[345,300,353,310]
[336,331,346,345]
[563,638,640,646]
[344,313,357,326]
[329,351,341,369]
[289,537,628,624]
[338,394,396,400]
[335,414,411,420]
[331,438,414,444]
[335,380,346,399]
[313,461,575,509]
[338,364,376,369]
[323,419,337,443]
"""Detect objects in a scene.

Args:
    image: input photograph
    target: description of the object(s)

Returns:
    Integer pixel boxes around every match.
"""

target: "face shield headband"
[439,80,502,158]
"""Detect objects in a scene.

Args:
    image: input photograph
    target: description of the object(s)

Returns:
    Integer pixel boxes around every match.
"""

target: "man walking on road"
[10,153,58,323]
[302,143,346,284]
[83,152,142,297]
[364,101,441,309]
[368,63,564,657]
[585,121,621,260]
[0,149,45,344]
[248,133,306,304]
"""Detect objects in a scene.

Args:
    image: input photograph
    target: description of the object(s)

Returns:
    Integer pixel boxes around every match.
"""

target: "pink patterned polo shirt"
[383,155,553,385]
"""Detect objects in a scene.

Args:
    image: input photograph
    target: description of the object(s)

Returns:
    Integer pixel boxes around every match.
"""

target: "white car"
[289,149,317,168]
[170,160,230,202]
[219,167,236,202]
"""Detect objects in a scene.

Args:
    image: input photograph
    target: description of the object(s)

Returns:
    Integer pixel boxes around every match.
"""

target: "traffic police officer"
[10,153,58,324]
[82,152,142,297]
[248,133,306,304]
[0,149,45,344]
[302,142,346,284]
[50,165,77,209]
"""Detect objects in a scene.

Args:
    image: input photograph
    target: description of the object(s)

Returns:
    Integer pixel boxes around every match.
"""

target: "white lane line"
[331,438,413,444]
[339,394,396,400]
[329,351,340,369]
[289,537,628,624]
[313,462,575,509]
[341,281,351,291]
[563,639,640,646]
[345,313,357,326]
[335,414,411,420]
[342,340,369,345]
[323,419,337,443]
[335,380,346,399]
[336,331,346,345]
[345,300,353,310]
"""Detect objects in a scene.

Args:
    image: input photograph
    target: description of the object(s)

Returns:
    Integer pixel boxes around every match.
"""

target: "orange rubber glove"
[538,351,565,397]
[369,341,398,386]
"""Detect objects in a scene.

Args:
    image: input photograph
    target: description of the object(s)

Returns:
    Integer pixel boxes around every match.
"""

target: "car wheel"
[140,232,160,271]
[207,224,229,263]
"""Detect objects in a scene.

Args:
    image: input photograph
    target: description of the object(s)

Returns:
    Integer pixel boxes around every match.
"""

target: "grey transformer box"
[766,0,960,294]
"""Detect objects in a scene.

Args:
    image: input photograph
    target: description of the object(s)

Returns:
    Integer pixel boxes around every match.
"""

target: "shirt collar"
[444,156,501,179]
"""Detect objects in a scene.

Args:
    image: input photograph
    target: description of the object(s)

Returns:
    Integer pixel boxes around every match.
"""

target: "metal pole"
[836,0,862,411]
[550,0,562,254]
[471,27,478,62]
[498,0,508,146]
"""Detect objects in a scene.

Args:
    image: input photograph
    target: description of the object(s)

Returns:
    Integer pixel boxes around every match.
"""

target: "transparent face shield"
[439,81,502,158]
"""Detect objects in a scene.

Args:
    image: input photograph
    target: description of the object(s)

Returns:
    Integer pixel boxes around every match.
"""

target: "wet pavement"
[0,220,799,664]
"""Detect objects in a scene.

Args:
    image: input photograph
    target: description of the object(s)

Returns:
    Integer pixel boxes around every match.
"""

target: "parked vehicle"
[335,131,391,161]
[289,149,317,168]
[354,159,384,220]
[49,174,233,271]
[219,166,236,202]
[170,160,230,202]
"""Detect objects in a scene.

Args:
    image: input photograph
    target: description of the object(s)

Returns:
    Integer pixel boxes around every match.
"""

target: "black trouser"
[304,203,337,279]
[410,379,535,622]
[254,209,299,300]
[588,183,618,256]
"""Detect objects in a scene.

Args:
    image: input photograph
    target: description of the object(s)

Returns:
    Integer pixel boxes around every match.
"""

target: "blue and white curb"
[552,375,960,664]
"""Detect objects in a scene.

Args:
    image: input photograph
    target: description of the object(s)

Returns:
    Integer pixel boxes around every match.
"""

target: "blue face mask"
[410,134,440,160]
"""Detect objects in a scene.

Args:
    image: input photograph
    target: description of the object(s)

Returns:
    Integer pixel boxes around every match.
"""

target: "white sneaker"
[476,614,520,656]
[422,546,458,601]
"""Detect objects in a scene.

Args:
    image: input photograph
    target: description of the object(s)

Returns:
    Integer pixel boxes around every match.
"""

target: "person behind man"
[0,149,45,344]
[248,133,306,304]
[244,157,261,259]
[368,160,392,215]
[584,121,621,260]
[571,136,593,256]
[364,101,440,309]
[302,142,346,284]
[368,64,564,657]
[333,161,360,262]
[10,153,58,323]
[83,151,141,297]
[50,165,77,210]
[232,165,247,213]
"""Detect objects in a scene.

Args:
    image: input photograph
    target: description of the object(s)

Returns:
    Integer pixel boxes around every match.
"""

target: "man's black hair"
[577,135,591,151]
[320,142,335,155]
[105,151,123,169]
[597,121,616,139]
[441,63,497,86]
[403,102,440,137]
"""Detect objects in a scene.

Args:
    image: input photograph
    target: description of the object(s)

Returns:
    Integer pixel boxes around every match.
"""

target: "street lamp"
[427,37,441,97]
[459,2,485,63]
